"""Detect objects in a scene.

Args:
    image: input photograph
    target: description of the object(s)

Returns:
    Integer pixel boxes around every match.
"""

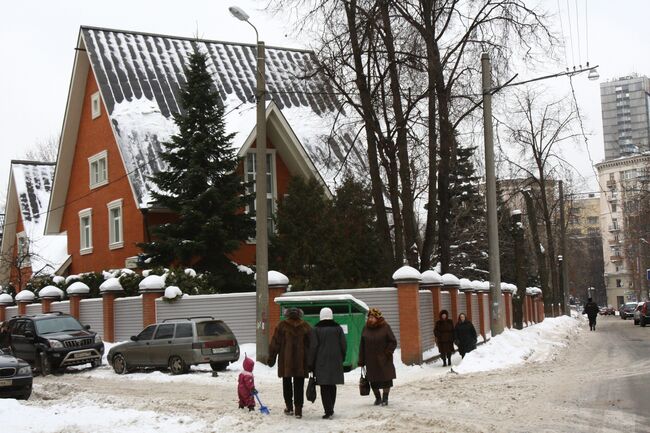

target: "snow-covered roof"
[39,285,64,299]
[421,270,443,286]
[276,294,369,312]
[66,281,90,295]
[392,266,422,282]
[441,273,460,287]
[268,270,289,287]
[79,26,362,207]
[15,290,35,302]
[99,277,123,293]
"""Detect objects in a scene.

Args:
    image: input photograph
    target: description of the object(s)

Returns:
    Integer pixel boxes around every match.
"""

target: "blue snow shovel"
[254,392,270,415]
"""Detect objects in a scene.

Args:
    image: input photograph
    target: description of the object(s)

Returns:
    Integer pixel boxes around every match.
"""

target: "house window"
[611,204,617,213]
[16,232,30,268]
[616,279,622,288]
[587,216,599,225]
[107,199,124,249]
[79,208,93,255]
[91,92,101,119]
[245,151,276,236]
[88,150,108,189]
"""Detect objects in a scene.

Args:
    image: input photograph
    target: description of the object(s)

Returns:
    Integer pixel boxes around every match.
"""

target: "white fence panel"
[471,294,481,331]
[483,296,491,336]
[5,306,18,319]
[114,297,142,342]
[50,301,70,314]
[457,293,467,320]
[26,304,42,315]
[419,290,434,351]
[440,291,452,317]
[79,298,103,337]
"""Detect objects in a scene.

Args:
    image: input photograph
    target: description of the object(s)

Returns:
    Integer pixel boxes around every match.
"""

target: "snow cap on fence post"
[393,266,423,365]
[39,285,64,314]
[138,274,166,328]
[66,282,89,319]
[421,269,443,319]
[458,278,474,322]
[0,293,13,322]
[100,277,124,343]
[15,289,35,316]
[441,273,460,322]
[268,271,290,336]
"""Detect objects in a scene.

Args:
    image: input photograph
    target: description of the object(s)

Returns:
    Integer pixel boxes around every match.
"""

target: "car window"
[197,321,229,337]
[175,323,193,338]
[35,316,83,334]
[137,325,156,341]
[154,324,175,340]
[11,320,26,336]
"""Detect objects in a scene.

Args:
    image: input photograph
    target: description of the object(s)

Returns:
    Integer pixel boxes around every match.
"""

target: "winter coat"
[434,311,455,355]
[454,320,477,355]
[583,301,599,319]
[268,317,312,378]
[237,357,256,408]
[308,319,347,385]
[358,320,397,383]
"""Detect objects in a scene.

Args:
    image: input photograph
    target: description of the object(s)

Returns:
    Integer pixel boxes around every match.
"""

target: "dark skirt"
[370,380,393,389]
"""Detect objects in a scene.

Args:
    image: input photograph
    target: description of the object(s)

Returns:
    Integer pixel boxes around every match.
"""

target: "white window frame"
[88,150,108,189]
[107,199,124,250]
[244,150,277,243]
[16,231,30,268]
[79,208,93,255]
[91,91,101,119]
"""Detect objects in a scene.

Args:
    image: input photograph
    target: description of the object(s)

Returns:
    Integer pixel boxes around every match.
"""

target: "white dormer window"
[79,208,93,255]
[88,150,108,189]
[16,231,30,268]
[91,91,101,119]
[107,199,124,249]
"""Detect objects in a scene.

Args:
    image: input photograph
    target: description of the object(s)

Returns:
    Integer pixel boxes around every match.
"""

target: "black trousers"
[320,385,337,415]
[588,316,597,328]
[282,377,305,408]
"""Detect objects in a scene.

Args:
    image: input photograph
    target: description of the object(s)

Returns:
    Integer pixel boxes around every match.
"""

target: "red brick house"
[39,26,358,277]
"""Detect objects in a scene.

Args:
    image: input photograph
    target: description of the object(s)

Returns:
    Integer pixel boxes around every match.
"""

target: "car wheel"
[168,356,188,375]
[112,354,129,375]
[39,352,52,377]
[17,386,32,400]
[210,361,229,371]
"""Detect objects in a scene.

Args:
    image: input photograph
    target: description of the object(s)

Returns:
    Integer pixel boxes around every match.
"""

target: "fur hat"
[286,307,303,319]
[320,307,333,321]
[439,309,449,319]
[368,308,383,319]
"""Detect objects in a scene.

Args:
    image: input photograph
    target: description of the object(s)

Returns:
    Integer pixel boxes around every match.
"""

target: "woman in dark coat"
[434,309,455,366]
[454,313,477,358]
[358,307,397,406]
[268,307,312,418]
[308,307,346,419]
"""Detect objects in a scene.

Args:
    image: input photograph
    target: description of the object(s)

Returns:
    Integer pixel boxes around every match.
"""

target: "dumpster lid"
[276,294,369,313]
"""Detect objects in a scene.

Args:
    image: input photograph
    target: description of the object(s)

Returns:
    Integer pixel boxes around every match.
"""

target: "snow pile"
[100,277,123,292]
[455,316,582,374]
[164,286,183,300]
[0,398,205,433]
[139,275,165,290]
[52,275,65,285]
[39,285,64,299]
[184,268,197,277]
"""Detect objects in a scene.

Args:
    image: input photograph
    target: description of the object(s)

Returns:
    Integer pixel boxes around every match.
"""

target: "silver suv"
[107,317,240,375]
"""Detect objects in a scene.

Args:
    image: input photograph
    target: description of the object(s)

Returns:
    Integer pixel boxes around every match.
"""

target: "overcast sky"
[0,0,649,205]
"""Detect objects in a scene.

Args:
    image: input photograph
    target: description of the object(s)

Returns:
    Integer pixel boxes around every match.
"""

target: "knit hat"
[243,355,254,373]
[368,308,383,319]
[320,307,333,321]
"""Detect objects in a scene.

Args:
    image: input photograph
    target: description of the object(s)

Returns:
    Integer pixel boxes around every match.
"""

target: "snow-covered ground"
[1,316,585,432]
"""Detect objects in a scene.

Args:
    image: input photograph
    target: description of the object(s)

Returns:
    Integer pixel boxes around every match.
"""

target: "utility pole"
[481,52,504,335]
[558,180,569,315]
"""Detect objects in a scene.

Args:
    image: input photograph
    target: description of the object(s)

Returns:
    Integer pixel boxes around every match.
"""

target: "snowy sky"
[0,0,649,205]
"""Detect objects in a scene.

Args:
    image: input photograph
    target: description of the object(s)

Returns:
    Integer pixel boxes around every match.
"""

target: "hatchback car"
[0,348,33,400]
[639,302,650,327]
[620,302,638,320]
[107,317,240,375]
[633,302,645,325]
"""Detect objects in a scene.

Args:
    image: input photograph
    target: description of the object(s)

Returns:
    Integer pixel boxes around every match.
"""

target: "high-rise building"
[600,74,650,160]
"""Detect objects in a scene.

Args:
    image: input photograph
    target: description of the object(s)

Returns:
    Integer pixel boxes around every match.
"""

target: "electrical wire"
[585,0,589,63]
[557,0,569,68]
[566,0,576,67]
[574,0,582,65]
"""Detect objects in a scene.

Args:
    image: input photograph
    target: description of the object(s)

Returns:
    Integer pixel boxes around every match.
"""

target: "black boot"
[295,405,302,419]
[447,354,452,366]
[284,404,294,416]
[381,388,390,406]
[442,357,447,367]
[372,388,381,405]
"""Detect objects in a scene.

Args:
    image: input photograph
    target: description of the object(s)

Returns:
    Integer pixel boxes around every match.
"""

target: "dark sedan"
[0,348,32,400]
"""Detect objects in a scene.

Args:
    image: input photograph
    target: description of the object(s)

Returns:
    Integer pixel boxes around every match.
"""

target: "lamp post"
[230,6,269,363]
[480,53,599,333]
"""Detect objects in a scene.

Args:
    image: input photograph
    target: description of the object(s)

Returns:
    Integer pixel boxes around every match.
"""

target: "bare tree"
[24,135,59,162]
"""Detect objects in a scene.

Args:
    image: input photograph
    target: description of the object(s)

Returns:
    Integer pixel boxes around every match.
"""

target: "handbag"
[306,373,317,403]
[359,367,370,396]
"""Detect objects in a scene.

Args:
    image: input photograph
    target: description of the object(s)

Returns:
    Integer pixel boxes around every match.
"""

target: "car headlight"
[17,365,32,375]
[94,334,103,344]
[48,339,63,348]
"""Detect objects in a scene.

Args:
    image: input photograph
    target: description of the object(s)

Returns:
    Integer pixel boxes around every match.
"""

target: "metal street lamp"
[481,54,599,334]
[230,6,269,363]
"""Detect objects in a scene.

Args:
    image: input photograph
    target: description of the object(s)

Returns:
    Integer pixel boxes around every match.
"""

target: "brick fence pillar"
[67,282,90,320]
[503,288,513,328]
[100,278,124,343]
[39,286,64,314]
[41,298,53,313]
[394,266,423,365]
[15,290,35,316]
[442,274,460,321]
[421,270,443,319]
[0,293,13,321]
[477,289,487,339]
[268,271,289,336]
[139,275,166,328]
[459,278,473,322]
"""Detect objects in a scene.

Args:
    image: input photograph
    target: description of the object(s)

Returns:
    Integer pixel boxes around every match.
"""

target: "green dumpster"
[276,294,369,370]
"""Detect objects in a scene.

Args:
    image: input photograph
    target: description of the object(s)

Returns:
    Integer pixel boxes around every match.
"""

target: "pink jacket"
[238,356,256,407]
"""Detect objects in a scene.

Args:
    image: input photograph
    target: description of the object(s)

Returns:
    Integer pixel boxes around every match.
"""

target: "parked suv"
[639,302,650,327]
[107,317,240,375]
[620,302,638,320]
[7,312,104,375]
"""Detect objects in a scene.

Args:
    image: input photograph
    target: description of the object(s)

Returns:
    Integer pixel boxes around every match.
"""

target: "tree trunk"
[512,215,527,330]
[523,191,552,317]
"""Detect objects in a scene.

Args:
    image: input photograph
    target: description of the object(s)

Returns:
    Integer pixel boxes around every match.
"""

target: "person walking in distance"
[308,307,346,419]
[434,310,455,366]
[583,298,600,331]
[358,308,397,406]
[454,313,477,359]
[268,307,312,418]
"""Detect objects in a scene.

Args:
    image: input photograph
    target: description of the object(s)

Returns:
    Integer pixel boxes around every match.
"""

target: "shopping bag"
[359,367,370,396]
[306,374,317,403]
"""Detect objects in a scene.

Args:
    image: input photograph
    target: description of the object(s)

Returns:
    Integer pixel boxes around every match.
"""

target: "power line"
[574,0,582,65]
[557,0,569,68]
[566,0,576,67]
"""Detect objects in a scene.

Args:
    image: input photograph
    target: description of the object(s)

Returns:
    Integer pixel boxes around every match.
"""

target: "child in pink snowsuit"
[238,356,257,410]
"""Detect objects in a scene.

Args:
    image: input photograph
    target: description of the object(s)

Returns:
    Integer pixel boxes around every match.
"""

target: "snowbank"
[455,316,582,374]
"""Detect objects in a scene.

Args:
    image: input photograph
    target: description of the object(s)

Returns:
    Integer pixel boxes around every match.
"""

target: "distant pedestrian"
[583,298,599,331]
[268,307,312,418]
[237,355,257,411]
[0,322,10,350]
[358,307,397,406]
[308,307,346,419]
[454,313,477,358]
[434,309,455,366]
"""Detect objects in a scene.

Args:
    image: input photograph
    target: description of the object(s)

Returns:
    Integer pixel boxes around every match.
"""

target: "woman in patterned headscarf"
[358,308,397,406]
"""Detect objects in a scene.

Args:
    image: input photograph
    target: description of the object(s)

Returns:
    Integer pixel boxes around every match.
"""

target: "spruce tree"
[139,47,254,291]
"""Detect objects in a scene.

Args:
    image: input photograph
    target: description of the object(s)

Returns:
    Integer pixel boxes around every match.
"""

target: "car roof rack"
[162,316,216,323]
